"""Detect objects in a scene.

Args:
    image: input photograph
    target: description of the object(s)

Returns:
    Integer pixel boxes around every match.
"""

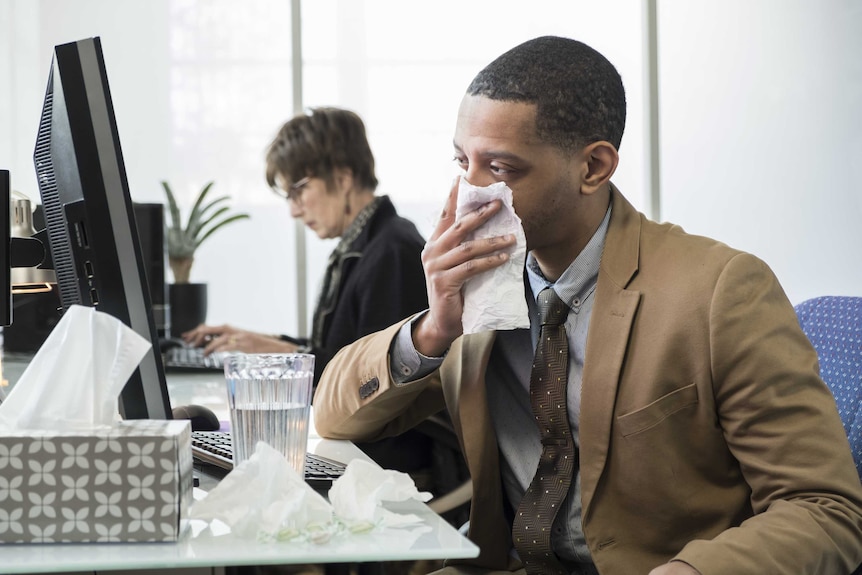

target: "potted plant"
[161,180,250,336]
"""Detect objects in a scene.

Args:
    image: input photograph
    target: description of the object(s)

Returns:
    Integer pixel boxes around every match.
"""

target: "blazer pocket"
[616,383,699,437]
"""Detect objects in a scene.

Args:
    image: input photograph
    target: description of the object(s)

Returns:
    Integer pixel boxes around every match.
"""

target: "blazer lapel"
[579,186,642,519]
[442,331,514,568]
[443,331,496,469]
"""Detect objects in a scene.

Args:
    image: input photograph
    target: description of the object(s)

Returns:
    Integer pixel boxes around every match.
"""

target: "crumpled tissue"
[328,459,433,532]
[189,441,334,543]
[189,444,434,543]
[455,179,529,333]
[0,304,151,431]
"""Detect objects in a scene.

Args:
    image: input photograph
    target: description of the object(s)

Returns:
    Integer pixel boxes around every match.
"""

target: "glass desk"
[0,355,480,573]
[0,494,477,574]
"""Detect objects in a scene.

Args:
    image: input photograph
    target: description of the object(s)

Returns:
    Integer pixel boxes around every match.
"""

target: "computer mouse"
[172,404,221,432]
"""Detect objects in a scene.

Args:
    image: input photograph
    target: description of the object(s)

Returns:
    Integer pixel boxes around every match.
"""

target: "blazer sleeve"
[311,224,428,383]
[313,318,446,443]
[676,253,862,574]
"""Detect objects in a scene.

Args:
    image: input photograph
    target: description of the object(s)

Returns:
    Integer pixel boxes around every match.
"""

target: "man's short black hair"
[467,36,626,152]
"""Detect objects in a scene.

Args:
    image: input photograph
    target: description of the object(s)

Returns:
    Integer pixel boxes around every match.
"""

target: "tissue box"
[0,419,193,543]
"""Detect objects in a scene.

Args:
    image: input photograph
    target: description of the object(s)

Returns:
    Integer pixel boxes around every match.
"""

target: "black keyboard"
[163,345,227,373]
[191,431,346,489]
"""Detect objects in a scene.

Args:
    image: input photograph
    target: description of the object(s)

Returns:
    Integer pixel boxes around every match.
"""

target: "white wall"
[0,0,647,337]
[0,0,299,336]
[1,0,42,194]
[1,0,857,339]
[658,0,862,304]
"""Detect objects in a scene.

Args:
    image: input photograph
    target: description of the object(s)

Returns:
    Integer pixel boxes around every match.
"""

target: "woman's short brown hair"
[265,107,378,192]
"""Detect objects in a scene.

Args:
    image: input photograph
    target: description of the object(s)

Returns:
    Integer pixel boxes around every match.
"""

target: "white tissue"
[0,304,151,431]
[190,446,434,542]
[328,459,432,530]
[455,179,529,333]
[189,441,334,542]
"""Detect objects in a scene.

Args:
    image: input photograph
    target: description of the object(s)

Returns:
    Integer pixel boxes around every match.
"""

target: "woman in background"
[184,106,434,481]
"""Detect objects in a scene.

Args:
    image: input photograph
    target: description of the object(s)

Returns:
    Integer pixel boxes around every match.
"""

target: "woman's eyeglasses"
[275,176,311,205]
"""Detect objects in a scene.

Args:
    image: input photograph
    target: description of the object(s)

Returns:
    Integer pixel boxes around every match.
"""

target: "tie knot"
[537,288,568,326]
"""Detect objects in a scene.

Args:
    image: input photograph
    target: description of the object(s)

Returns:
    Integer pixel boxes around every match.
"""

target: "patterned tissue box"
[0,419,193,543]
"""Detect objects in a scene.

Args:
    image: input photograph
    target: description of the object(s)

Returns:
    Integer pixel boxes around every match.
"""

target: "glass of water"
[223,353,315,474]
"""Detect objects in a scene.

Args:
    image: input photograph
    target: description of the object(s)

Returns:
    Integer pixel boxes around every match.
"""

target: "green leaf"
[161,180,250,260]
[195,213,250,248]
[193,205,231,239]
[186,181,216,233]
[161,181,183,231]
[188,196,231,239]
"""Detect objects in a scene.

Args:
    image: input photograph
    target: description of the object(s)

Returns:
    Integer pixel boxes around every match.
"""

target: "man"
[313,36,862,574]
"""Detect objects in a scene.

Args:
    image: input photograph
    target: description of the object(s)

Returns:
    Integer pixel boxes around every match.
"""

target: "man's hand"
[412,177,517,357]
[649,560,702,575]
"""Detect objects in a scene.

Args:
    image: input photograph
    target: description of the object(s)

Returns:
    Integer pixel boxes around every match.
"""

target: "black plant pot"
[168,282,208,337]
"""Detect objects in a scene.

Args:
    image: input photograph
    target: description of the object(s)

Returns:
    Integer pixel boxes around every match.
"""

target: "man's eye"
[490,164,513,175]
[453,156,468,169]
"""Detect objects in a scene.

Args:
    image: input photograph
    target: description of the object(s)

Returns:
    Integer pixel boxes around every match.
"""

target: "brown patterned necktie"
[512,287,575,575]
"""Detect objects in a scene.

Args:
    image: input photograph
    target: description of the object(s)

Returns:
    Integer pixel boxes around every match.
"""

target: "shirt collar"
[526,200,612,309]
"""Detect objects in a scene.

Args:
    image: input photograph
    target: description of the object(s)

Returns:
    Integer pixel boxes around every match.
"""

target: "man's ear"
[581,141,619,195]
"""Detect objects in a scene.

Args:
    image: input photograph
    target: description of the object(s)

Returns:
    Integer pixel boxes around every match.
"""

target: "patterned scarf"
[310,195,384,350]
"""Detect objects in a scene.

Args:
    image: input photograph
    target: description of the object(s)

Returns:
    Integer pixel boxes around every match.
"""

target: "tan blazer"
[314,188,862,574]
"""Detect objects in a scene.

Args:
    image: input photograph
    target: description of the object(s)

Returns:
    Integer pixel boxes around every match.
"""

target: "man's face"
[452,94,587,253]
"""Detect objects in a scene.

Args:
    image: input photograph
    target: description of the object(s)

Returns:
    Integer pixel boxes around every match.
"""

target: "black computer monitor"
[0,169,10,327]
[32,37,171,419]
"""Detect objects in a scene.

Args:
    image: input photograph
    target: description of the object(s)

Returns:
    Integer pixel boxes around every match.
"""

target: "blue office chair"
[794,295,862,479]
[795,296,862,575]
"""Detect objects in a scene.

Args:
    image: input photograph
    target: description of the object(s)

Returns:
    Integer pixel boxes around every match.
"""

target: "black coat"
[302,196,432,473]
[304,195,428,385]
